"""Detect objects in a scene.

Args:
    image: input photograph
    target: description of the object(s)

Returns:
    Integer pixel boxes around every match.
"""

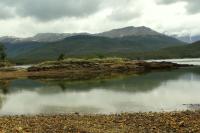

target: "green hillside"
[125,41,200,59]
[5,35,184,63]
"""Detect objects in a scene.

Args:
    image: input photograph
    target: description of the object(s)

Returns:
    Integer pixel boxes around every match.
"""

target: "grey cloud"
[0,0,143,22]
[107,0,141,22]
[156,0,178,4]
[109,9,141,22]
[185,0,200,14]
[0,0,102,21]
[0,4,14,19]
[157,0,200,14]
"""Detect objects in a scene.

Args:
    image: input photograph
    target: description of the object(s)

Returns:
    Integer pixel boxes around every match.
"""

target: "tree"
[57,53,65,61]
[0,52,6,61]
[0,44,6,61]
[96,54,105,59]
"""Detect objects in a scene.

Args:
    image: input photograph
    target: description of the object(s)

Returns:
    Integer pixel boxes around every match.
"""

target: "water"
[0,60,200,115]
[148,58,200,66]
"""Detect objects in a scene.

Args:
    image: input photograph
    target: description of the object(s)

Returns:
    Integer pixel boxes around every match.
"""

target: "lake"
[148,58,200,66]
[0,59,200,115]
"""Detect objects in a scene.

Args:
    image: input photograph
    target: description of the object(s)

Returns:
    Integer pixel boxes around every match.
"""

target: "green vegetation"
[0,43,11,67]
[36,57,130,67]
[57,53,65,61]
[126,41,200,59]
[0,43,6,61]
[4,35,200,64]
[5,35,185,64]
[6,40,200,64]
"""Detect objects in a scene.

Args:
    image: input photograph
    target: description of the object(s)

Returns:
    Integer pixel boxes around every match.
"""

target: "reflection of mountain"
[0,67,199,94]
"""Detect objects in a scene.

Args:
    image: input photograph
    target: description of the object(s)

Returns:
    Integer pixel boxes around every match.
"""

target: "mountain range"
[0,26,187,63]
[173,35,200,43]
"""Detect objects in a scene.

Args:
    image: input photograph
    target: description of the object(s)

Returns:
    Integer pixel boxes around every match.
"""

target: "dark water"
[0,67,200,115]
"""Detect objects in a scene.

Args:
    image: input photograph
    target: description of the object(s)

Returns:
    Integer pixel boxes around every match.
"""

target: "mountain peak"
[97,26,161,38]
[27,32,90,42]
[0,36,22,43]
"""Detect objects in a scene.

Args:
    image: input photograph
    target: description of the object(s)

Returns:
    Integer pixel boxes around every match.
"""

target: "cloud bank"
[0,0,199,37]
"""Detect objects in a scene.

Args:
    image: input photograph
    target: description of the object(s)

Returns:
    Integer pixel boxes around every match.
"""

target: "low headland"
[0,58,191,80]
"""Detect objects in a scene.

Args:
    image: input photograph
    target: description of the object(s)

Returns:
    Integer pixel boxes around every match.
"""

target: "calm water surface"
[148,58,200,66]
[0,60,200,115]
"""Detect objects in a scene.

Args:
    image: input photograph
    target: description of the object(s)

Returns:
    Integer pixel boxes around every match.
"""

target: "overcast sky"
[0,0,200,37]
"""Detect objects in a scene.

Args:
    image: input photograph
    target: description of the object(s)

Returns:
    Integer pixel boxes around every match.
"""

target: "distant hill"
[156,40,200,58]
[0,33,91,43]
[0,26,186,63]
[126,41,200,59]
[26,33,91,42]
[0,36,22,43]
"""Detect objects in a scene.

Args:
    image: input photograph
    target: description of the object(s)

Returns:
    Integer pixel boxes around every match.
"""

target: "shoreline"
[0,111,199,132]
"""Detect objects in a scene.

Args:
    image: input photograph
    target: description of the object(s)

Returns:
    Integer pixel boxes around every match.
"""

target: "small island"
[0,58,191,80]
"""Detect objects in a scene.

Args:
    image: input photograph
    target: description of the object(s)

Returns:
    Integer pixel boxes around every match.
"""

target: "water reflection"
[0,67,200,115]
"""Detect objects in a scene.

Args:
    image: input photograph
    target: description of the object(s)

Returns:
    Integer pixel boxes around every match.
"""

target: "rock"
[179,121,185,127]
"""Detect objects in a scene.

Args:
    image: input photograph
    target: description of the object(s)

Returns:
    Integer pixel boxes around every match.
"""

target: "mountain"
[97,26,160,38]
[173,35,200,43]
[0,26,186,63]
[27,33,71,42]
[0,36,23,43]
[0,33,91,43]
[1,26,178,43]
[26,33,91,42]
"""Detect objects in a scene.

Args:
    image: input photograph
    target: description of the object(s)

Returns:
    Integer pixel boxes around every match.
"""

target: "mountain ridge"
[0,26,186,63]
[173,35,200,43]
[96,26,161,38]
[0,26,179,43]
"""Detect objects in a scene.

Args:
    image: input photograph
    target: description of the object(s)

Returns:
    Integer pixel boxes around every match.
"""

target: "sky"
[0,0,200,37]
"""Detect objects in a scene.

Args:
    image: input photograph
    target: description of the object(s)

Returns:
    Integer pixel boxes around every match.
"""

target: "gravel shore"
[0,111,200,133]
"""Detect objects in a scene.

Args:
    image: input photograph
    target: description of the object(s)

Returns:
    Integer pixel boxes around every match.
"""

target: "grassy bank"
[0,111,199,133]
